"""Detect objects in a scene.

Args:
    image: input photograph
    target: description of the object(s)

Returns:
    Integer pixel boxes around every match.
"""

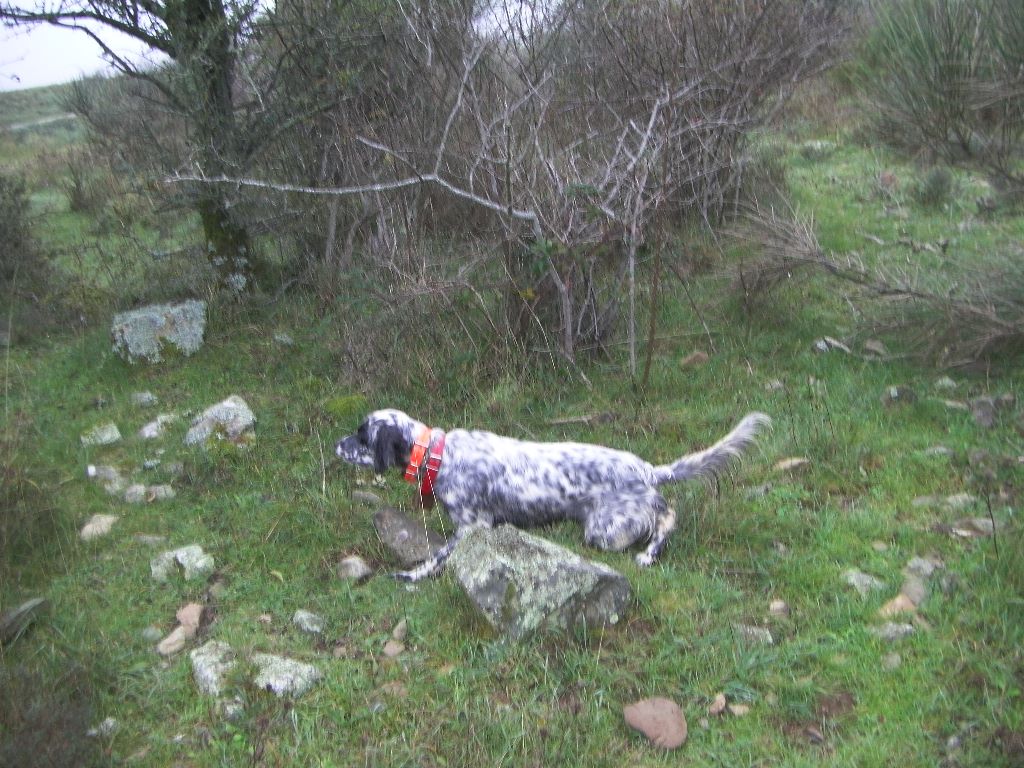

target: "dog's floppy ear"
[373,425,409,474]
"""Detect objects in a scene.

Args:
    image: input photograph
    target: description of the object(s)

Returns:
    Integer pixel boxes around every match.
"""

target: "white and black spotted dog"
[336,409,770,581]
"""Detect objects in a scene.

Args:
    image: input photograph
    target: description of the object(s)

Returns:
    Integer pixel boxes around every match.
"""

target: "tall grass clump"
[859,0,1024,194]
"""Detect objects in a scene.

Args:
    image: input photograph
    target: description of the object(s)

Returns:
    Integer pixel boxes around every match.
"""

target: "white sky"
[0,22,155,91]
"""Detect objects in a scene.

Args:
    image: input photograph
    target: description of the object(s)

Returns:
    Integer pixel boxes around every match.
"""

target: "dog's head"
[335,409,424,474]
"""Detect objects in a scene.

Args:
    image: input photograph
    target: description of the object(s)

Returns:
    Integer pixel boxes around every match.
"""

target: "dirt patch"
[992,727,1024,761]
[816,690,856,720]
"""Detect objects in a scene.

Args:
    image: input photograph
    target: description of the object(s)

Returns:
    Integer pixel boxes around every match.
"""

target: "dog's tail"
[653,412,771,485]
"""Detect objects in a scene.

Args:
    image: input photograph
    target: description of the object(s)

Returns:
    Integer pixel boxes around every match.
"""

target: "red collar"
[404,425,445,506]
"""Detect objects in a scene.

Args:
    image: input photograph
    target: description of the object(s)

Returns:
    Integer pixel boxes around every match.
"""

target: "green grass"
[2,115,1023,765]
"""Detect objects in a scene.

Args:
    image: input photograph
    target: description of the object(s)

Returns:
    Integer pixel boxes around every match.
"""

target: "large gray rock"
[449,525,631,640]
[373,507,446,566]
[185,396,255,446]
[190,641,236,696]
[111,300,207,363]
[251,653,322,697]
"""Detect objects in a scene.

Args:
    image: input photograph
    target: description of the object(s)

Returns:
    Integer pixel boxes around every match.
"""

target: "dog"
[336,409,770,581]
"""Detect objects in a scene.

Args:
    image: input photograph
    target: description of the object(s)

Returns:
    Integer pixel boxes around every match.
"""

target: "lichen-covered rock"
[449,525,631,640]
[151,545,215,582]
[251,653,322,697]
[80,514,119,541]
[190,641,236,696]
[111,300,207,363]
[185,395,255,446]
[80,423,122,447]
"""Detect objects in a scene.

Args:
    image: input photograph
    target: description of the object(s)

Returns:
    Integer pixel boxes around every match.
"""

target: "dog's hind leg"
[635,505,677,567]
[582,487,662,553]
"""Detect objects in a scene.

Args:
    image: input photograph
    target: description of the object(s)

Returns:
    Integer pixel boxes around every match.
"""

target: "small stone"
[131,391,159,407]
[81,423,122,447]
[157,626,189,656]
[141,625,163,643]
[680,350,709,368]
[923,445,955,458]
[881,652,902,670]
[139,413,177,440]
[879,594,917,617]
[86,464,126,494]
[871,541,889,552]
[190,640,236,696]
[843,569,886,598]
[769,599,790,617]
[351,490,383,507]
[336,555,373,582]
[292,609,325,635]
[900,575,928,606]
[80,514,119,541]
[391,618,408,642]
[708,692,727,716]
[773,457,810,473]
[222,697,245,721]
[147,484,176,501]
[698,717,710,729]
[912,495,942,508]
[382,639,405,658]
[124,484,148,503]
[728,703,750,717]
[735,624,774,646]
[142,458,162,470]
[904,557,938,579]
[151,545,215,582]
[969,396,997,428]
[813,337,851,354]
[257,613,273,625]
[176,603,204,635]
[273,332,295,347]
[623,697,688,749]
[870,622,915,642]
[942,399,969,411]
[933,376,957,391]
[765,379,785,392]
[185,395,256,446]
[881,386,917,407]
[251,653,322,698]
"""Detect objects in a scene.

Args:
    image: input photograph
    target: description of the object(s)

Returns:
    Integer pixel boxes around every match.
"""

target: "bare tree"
[172,0,843,363]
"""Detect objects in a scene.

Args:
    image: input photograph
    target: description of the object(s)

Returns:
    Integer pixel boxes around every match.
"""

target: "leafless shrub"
[183,0,845,368]
[733,202,1024,366]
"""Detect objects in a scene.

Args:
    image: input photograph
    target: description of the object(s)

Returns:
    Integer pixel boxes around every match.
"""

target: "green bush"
[914,165,955,208]
[0,172,33,284]
[858,0,1023,191]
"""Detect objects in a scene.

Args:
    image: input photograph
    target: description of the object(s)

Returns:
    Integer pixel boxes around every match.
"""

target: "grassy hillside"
[1,87,1023,766]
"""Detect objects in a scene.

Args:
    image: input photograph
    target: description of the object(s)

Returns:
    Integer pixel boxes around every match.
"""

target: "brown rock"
[879,594,916,617]
[623,697,688,749]
[708,692,727,716]
[382,639,405,658]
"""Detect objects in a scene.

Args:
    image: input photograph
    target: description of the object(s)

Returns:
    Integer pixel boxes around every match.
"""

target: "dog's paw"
[635,552,655,567]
